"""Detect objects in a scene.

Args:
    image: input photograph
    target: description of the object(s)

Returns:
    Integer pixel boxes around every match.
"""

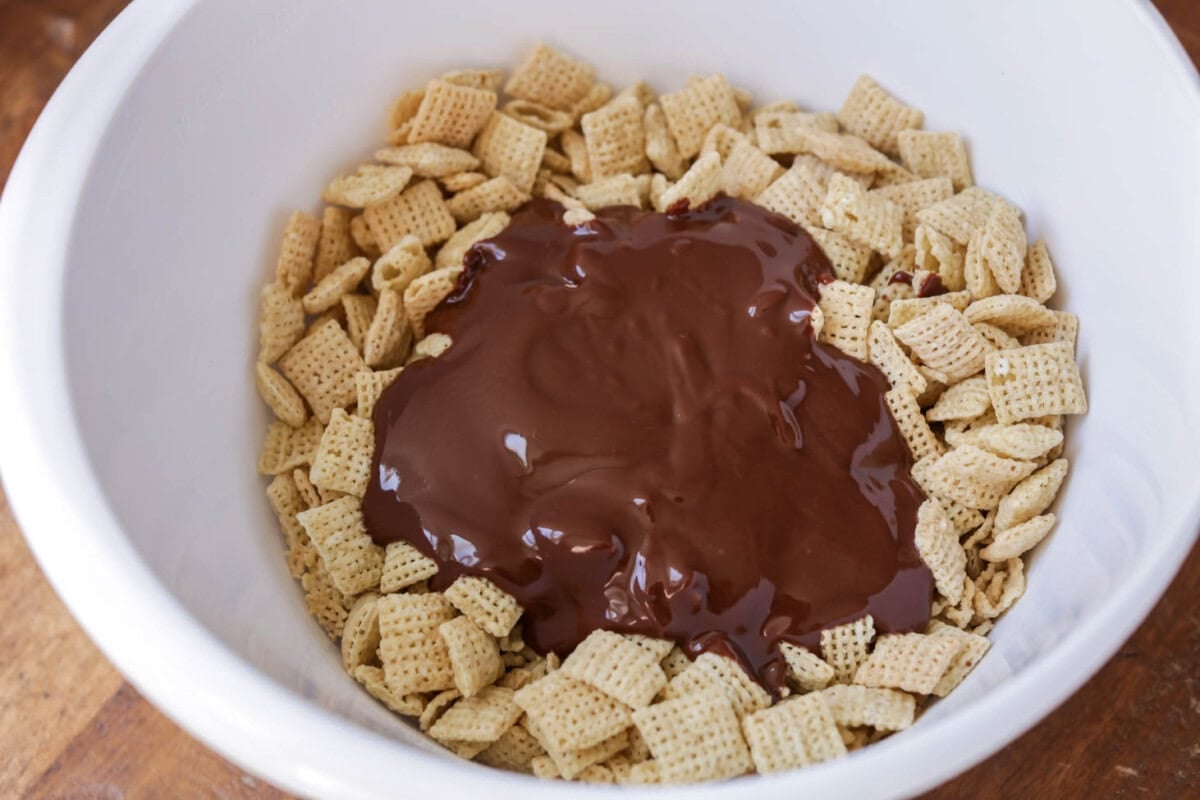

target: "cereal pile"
[255,43,1087,784]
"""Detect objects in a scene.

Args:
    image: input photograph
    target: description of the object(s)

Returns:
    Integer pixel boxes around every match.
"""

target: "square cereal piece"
[818,684,915,731]
[387,88,424,131]
[979,513,1056,562]
[914,223,967,291]
[581,95,649,178]
[309,408,373,497]
[255,362,307,428]
[974,423,1063,461]
[700,123,748,161]
[323,165,414,209]
[897,130,973,191]
[301,257,371,315]
[363,179,457,250]
[572,82,615,117]
[820,615,876,683]
[658,74,742,158]
[974,322,1022,351]
[435,211,510,270]
[817,280,874,360]
[371,234,431,295]
[341,294,378,353]
[274,211,321,296]
[378,592,457,695]
[502,99,574,135]
[380,540,438,593]
[560,129,592,182]
[781,128,895,174]
[574,175,642,210]
[995,458,1069,529]
[886,291,972,330]
[754,162,827,230]
[837,74,924,156]
[631,690,753,783]
[514,671,632,753]
[986,342,1087,423]
[655,151,722,212]
[808,228,873,285]
[644,103,686,180]
[439,171,487,192]
[403,268,462,339]
[741,693,846,773]
[352,665,426,717]
[302,561,349,639]
[314,207,360,283]
[928,624,992,697]
[660,647,692,681]
[721,138,783,201]
[666,652,771,719]
[915,499,967,605]
[438,615,504,697]
[441,68,504,92]
[472,112,547,193]
[754,110,839,154]
[871,176,954,241]
[419,688,461,732]
[1021,310,1079,347]
[526,721,629,780]
[779,643,835,692]
[504,43,596,110]
[623,634,674,662]
[1020,239,1057,303]
[915,186,997,245]
[376,142,482,178]
[408,79,497,148]
[923,445,1037,510]
[868,321,927,396]
[258,282,306,363]
[978,200,1027,294]
[820,173,904,259]
[964,295,1057,336]
[886,387,943,462]
[445,177,528,225]
[927,375,992,421]
[964,229,1001,299]
[278,319,367,423]
[341,592,381,672]
[355,367,402,419]
[258,417,324,475]
[365,288,414,368]
[444,575,522,637]
[893,302,990,383]
[477,724,545,773]
[561,630,668,709]
[266,474,312,577]
[296,496,383,596]
[853,632,960,694]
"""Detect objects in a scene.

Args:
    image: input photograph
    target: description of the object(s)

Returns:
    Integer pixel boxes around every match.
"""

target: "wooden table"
[1,2,1196,796]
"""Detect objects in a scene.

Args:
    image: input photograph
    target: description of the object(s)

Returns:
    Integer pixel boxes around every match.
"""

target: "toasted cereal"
[622,634,675,662]
[354,367,402,419]
[665,652,771,719]
[559,129,592,182]
[914,223,966,291]
[379,540,438,593]
[420,688,462,732]
[897,130,972,191]
[409,332,454,362]
[365,181,455,252]
[258,283,306,363]
[274,211,321,295]
[626,760,661,785]
[446,177,528,224]
[313,207,360,282]
[301,257,371,315]
[808,228,873,285]
[296,496,383,595]
[922,445,1037,510]
[444,575,522,637]
[371,235,431,295]
[974,423,1063,460]
[514,671,632,753]
[995,458,1069,529]
[658,74,742,158]
[853,632,958,694]
[886,387,943,462]
[353,665,425,716]
[927,624,991,697]
[972,558,1026,621]
[754,111,839,154]
[387,88,424,131]
[435,211,510,270]
[915,186,997,246]
[561,630,668,709]
[964,229,1001,299]
[301,561,350,639]
[349,213,378,255]
[266,474,314,576]
[964,294,1056,336]
[926,375,991,421]
[290,467,321,510]
[656,151,722,212]
[527,722,629,780]
[440,171,488,193]
[700,123,748,161]
[886,290,971,329]
[754,162,827,230]
[438,616,505,697]
[408,79,497,148]
[871,176,954,241]
[403,267,462,340]
[643,103,686,180]
[477,724,545,773]
[893,302,990,383]
[632,690,753,783]
[341,294,378,353]
[258,416,325,476]
[868,322,927,395]
[820,173,904,259]
[779,643,835,692]
[660,648,692,682]
[1021,310,1079,347]
[505,43,595,110]
[986,342,1086,423]
[324,165,414,209]
[362,288,412,368]
[308,409,371,497]
[783,128,895,175]
[502,99,574,135]
[742,693,845,773]
[374,142,481,178]
[837,75,923,156]
[255,362,307,427]
[721,139,784,201]
[974,322,1022,351]
[378,592,457,695]
[580,95,648,178]
[472,112,547,194]
[341,592,381,672]
[976,201,1026,293]
[820,615,876,684]
[915,499,967,604]
[1020,239,1057,303]
[817,280,874,360]
[818,684,915,731]
[531,754,560,779]
[980,513,1056,562]
[574,174,642,209]
[441,68,504,93]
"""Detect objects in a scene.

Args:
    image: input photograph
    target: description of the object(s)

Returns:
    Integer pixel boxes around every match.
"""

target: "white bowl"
[1,0,1198,797]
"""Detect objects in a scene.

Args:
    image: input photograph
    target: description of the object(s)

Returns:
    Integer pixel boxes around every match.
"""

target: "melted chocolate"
[363,197,932,692]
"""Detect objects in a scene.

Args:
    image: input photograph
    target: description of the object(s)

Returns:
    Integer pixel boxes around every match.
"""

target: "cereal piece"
[974,322,1021,351]
[576,764,614,783]
[574,174,642,209]
[255,362,307,427]
[290,467,321,511]
[560,129,592,182]
[386,118,414,146]
[914,223,966,291]
[665,652,771,719]
[353,664,425,716]
[660,648,691,681]
[580,95,648,178]
[403,267,461,339]
[277,319,365,423]
[477,724,545,773]
[837,75,923,156]
[818,684,915,731]
[928,624,991,697]
[926,375,991,421]
[258,283,306,363]
[446,177,528,224]
[893,302,990,383]
[980,513,1056,561]
[972,558,1026,621]
[820,173,904,259]
[354,367,401,419]
[1020,239,1057,303]
[779,643,835,692]
[658,74,742,158]
[750,99,800,119]
[700,123,748,161]
[871,176,954,240]
[721,138,783,200]
[561,630,668,708]
[915,499,967,604]
[301,257,371,315]
[273,211,321,295]
[341,294,378,353]
[309,409,372,497]
[371,235,431,296]
[505,43,595,110]
[915,186,997,245]
[380,540,438,593]
[1022,310,1079,347]
[779,127,894,174]
[472,112,547,193]
[408,79,497,148]
[656,151,722,212]
[502,99,574,135]
[986,342,1087,423]
[375,142,481,178]
[887,290,972,329]
[964,294,1057,335]
[266,473,314,576]
[349,213,378,256]
[341,592,381,672]
[301,562,349,639]
[995,458,1069,529]
[296,496,383,595]
[632,690,752,783]
[853,632,959,694]
[364,288,413,369]
[897,130,973,191]
[378,592,457,695]
[820,615,875,684]
[808,228,874,284]
[440,172,487,193]
[868,321,927,395]
[527,721,628,780]
[923,445,1037,510]
[978,200,1027,293]
[313,207,360,283]
[441,68,504,93]
[444,575,522,637]
[540,147,572,176]
[622,634,674,662]
[515,671,632,753]
[643,103,686,180]
[974,423,1063,460]
[886,387,942,462]
[742,692,846,773]
[530,754,560,779]
[754,110,839,154]
[964,229,1001,299]
[754,162,827,230]
[323,165,414,209]
[387,88,424,132]
[817,280,874,360]
[435,211,510,270]
[419,688,462,732]
[408,332,454,362]
[572,82,615,118]
[438,616,505,697]
[626,760,661,784]
[364,179,456,251]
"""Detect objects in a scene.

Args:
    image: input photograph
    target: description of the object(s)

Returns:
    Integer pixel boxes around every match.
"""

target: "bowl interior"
[36,0,1200,795]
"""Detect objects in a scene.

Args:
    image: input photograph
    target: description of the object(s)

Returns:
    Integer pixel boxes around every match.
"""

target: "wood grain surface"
[1,2,1197,797]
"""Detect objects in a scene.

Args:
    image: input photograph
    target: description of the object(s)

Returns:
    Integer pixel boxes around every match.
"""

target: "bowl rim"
[1,0,1198,797]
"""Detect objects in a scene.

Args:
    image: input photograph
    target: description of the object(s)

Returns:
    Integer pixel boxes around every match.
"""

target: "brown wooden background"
[1,1,1197,797]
